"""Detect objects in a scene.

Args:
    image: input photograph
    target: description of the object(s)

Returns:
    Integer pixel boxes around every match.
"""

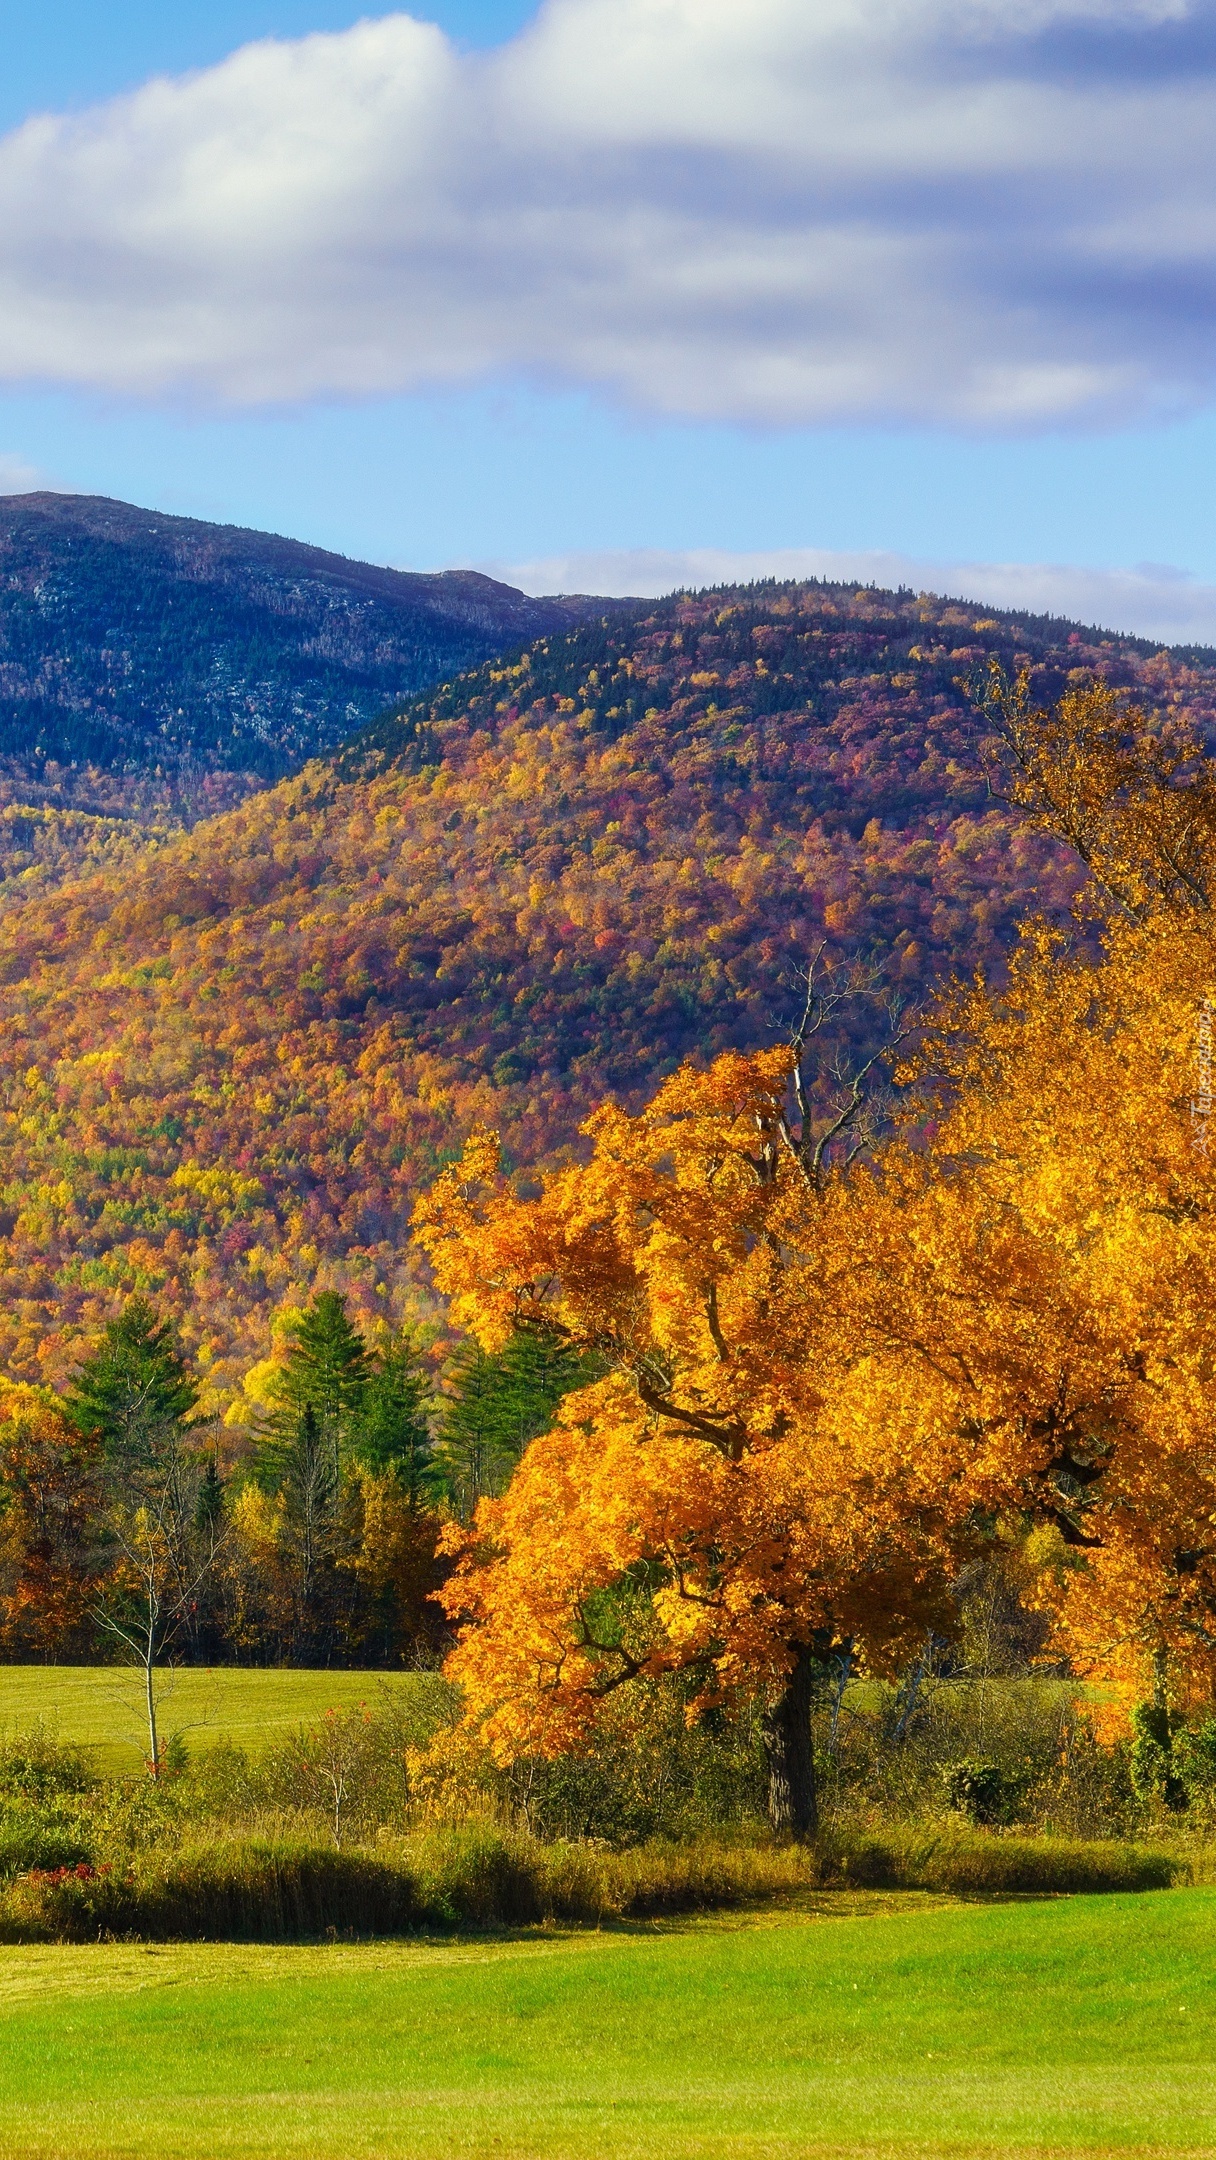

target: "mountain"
[0,493,618,889]
[0,577,1208,1418]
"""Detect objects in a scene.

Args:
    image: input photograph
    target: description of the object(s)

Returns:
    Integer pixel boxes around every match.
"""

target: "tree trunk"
[763,1642,817,1838]
[145,1654,160,1779]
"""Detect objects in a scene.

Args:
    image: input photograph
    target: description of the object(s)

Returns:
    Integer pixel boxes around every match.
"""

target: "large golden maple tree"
[416,1036,983,1834]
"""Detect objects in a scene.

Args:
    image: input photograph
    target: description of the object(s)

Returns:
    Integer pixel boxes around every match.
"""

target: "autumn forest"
[1,567,1214,1839]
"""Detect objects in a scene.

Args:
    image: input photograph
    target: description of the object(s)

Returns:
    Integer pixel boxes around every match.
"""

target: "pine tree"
[433,1343,511,1522]
[63,1300,217,1768]
[490,1330,598,1454]
[195,1457,225,1534]
[354,1332,435,1505]
[279,1403,340,1641]
[433,1328,597,1521]
[64,1297,199,1482]
[259,1292,370,1483]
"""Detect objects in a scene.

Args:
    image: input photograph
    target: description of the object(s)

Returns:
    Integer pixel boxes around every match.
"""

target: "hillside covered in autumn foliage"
[0,577,1208,1429]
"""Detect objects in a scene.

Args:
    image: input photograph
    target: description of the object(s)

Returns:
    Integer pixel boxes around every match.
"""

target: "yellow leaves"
[420,1044,979,1760]
[0,1376,65,1441]
[418,795,1216,1753]
[170,1163,263,1217]
[1023,1523,1072,1575]
[404,1723,500,1823]
[852,899,1216,1702]
[352,1469,438,1596]
[978,663,1216,925]
[228,1481,285,1556]
[227,1356,281,1422]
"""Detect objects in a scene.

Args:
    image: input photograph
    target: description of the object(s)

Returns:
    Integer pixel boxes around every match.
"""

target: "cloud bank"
[0,455,48,494]
[0,0,1215,424]
[494,546,1216,648]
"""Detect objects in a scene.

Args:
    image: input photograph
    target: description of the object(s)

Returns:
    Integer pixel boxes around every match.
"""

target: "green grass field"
[0,1666,428,1769]
[0,1889,1214,2157]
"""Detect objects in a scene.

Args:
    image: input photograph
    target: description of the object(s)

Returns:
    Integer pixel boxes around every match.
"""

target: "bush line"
[0,1825,1184,1944]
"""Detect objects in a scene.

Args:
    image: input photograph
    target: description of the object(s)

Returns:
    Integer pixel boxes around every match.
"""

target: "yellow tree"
[976,660,1216,922]
[835,666,1216,1719]
[840,917,1216,1717]
[415,1039,978,1836]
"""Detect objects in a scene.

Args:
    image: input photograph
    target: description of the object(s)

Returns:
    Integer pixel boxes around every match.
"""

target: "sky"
[2,0,1216,640]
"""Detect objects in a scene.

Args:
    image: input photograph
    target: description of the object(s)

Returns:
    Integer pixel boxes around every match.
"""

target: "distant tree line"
[0,1291,597,1696]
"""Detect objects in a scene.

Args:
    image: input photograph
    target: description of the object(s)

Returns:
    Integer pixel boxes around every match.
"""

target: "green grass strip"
[0,1890,1215,2156]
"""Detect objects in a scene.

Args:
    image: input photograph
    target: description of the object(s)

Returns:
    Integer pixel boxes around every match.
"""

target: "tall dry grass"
[0,1822,1186,1944]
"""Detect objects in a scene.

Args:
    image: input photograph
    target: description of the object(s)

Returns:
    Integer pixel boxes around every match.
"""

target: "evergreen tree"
[279,1403,340,1644]
[433,1328,599,1521]
[259,1292,370,1483]
[63,1300,218,1762]
[64,1297,199,1483]
[195,1457,225,1535]
[354,1331,435,1505]
[433,1343,515,1522]
[489,1330,598,1455]
[254,1295,377,1659]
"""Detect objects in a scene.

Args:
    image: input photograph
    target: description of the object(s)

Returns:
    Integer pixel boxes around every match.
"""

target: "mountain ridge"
[0,489,626,791]
[0,490,633,909]
[6,493,602,635]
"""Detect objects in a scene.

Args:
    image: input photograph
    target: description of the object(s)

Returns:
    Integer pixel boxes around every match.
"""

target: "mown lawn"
[0,1888,1214,2157]
[0,1666,428,1769]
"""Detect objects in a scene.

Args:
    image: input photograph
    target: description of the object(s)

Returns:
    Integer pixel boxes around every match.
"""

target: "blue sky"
[1,0,1215,639]
[0,2,534,123]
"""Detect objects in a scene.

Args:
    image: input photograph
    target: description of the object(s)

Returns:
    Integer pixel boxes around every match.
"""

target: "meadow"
[1,1890,1215,2158]
[0,1666,426,1771]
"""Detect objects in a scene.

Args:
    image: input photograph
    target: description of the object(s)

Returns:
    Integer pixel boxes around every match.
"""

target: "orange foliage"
[844,913,1216,1714]
[0,1380,103,1657]
[417,1054,974,1768]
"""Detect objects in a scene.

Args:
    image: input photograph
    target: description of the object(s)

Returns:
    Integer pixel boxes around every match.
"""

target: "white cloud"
[0,455,53,494]
[492,545,1216,647]
[0,1,1214,422]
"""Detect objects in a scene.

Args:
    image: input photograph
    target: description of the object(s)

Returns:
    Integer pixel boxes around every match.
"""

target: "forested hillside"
[0,577,1208,1426]
[0,494,612,901]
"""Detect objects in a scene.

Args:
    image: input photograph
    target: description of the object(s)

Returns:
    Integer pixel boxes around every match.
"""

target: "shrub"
[82,1767,187,1858]
[0,1818,1186,1946]
[1130,1700,1188,1811]
[943,1759,1022,1827]
[814,1673,1142,1838]
[258,1680,457,1838]
[1175,1718,1216,1806]
[823,1826,1180,1896]
[513,1698,767,1843]
[0,1730,96,1805]
[0,1840,416,1945]
[265,1705,410,1845]
[0,1811,93,1880]
[0,1828,817,1943]
[0,1730,99,1880]
[409,1678,768,1844]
